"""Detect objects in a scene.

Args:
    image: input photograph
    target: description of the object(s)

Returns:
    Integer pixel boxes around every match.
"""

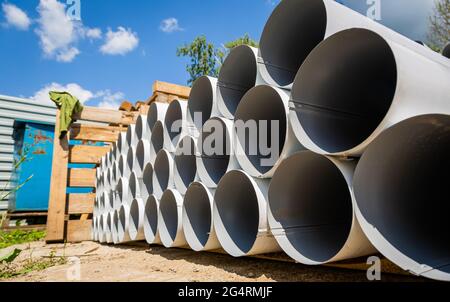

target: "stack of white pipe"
[93,0,450,281]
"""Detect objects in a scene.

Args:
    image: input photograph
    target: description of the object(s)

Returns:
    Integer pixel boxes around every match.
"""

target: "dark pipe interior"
[235,86,287,175]
[269,151,352,262]
[145,196,158,238]
[175,137,197,187]
[142,163,153,198]
[259,0,327,86]
[129,199,140,236]
[442,43,450,59]
[184,183,212,246]
[199,118,231,184]
[126,148,134,174]
[215,171,259,253]
[136,116,145,140]
[218,45,257,116]
[155,151,170,191]
[160,191,179,241]
[136,141,146,175]
[188,76,213,130]
[354,115,450,273]
[165,101,183,142]
[151,121,164,155]
[292,28,397,153]
[148,103,160,130]
[129,173,138,199]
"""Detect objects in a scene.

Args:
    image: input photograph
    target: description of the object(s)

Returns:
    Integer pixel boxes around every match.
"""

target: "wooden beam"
[73,106,137,125]
[66,220,92,242]
[153,81,191,99]
[67,193,94,214]
[68,169,96,187]
[46,110,70,243]
[119,101,134,112]
[70,124,124,143]
[69,145,110,164]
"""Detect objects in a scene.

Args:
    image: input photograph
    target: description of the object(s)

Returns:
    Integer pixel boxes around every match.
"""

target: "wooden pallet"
[45,106,138,243]
[1,212,48,232]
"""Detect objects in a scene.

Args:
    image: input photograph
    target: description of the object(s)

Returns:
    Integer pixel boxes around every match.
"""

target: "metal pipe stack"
[93,0,450,281]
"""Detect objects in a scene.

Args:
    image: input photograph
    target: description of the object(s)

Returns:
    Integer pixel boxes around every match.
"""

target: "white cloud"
[95,90,125,109]
[100,27,139,55]
[2,3,31,30]
[31,83,125,110]
[31,82,94,104]
[159,17,183,33]
[85,27,102,39]
[35,0,81,62]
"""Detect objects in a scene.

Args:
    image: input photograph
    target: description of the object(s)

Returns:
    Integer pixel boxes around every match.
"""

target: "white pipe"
[117,177,132,206]
[213,170,280,256]
[108,146,116,169]
[234,85,304,178]
[148,102,169,131]
[164,100,188,152]
[186,76,219,138]
[128,198,146,241]
[217,45,266,119]
[126,124,138,152]
[96,168,103,196]
[153,149,175,199]
[197,117,240,187]
[268,151,375,265]
[136,114,151,141]
[141,162,154,201]
[135,139,151,178]
[126,146,136,178]
[112,162,120,188]
[353,114,450,281]
[105,211,113,244]
[174,136,199,195]
[91,217,97,241]
[118,154,126,179]
[98,213,106,243]
[158,189,187,248]
[290,28,450,157]
[117,132,128,156]
[144,195,161,245]
[258,0,450,89]
[129,172,141,200]
[183,182,220,251]
[107,190,115,212]
[150,121,165,164]
[112,210,120,244]
[118,203,132,243]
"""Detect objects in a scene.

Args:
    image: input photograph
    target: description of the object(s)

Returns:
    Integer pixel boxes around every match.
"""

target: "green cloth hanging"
[49,91,84,138]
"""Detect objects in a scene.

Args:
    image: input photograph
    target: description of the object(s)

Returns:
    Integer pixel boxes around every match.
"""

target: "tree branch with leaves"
[428,0,450,52]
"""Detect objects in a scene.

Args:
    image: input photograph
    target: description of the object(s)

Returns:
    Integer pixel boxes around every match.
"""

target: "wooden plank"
[66,220,92,243]
[153,81,191,99]
[69,145,110,164]
[3,225,47,232]
[68,169,96,187]
[70,124,124,143]
[74,106,137,125]
[46,110,70,243]
[67,193,94,214]
[119,101,134,112]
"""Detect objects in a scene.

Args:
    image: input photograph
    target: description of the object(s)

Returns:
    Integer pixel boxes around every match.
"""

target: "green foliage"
[177,34,259,86]
[177,35,225,86]
[428,0,450,52]
[223,33,259,50]
[0,248,22,263]
[0,230,46,249]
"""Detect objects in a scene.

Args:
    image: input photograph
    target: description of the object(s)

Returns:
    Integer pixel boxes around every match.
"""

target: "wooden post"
[45,109,70,243]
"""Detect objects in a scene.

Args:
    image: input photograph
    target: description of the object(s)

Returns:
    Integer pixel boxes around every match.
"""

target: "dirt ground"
[0,241,426,282]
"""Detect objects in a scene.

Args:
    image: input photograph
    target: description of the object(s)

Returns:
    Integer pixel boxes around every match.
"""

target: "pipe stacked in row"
[93,0,450,281]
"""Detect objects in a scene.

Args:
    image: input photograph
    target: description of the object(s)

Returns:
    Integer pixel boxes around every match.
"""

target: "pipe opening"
[354,115,450,275]
[129,172,139,199]
[142,163,153,199]
[118,155,125,178]
[136,140,149,176]
[113,210,119,243]
[160,191,179,241]
[144,195,159,242]
[235,86,287,175]
[188,76,214,131]
[259,0,327,87]
[175,137,197,188]
[269,151,352,263]
[218,45,257,116]
[215,171,259,253]
[148,103,161,130]
[184,183,212,247]
[291,28,397,153]
[154,151,171,193]
[199,118,231,184]
[151,121,164,155]
[165,101,184,142]
[136,115,148,140]
[118,206,128,242]
[129,199,141,240]
[126,147,135,175]
[126,125,135,148]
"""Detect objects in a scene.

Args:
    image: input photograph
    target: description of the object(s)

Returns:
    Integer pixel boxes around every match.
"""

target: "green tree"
[177,36,224,86]
[177,34,259,86]
[428,0,450,52]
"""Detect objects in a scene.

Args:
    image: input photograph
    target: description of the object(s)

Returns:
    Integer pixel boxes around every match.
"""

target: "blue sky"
[0,0,436,108]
